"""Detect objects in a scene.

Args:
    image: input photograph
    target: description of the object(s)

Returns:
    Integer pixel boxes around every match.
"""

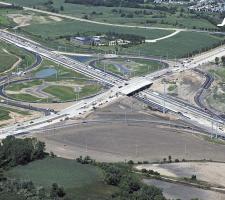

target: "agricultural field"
[6,157,116,200]
[3,0,219,29]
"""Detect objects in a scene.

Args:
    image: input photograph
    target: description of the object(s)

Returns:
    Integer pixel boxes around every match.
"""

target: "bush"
[127,160,134,165]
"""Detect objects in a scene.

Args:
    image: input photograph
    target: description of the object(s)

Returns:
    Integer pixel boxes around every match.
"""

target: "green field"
[120,32,225,58]
[21,28,224,58]
[0,8,19,28]
[31,59,88,80]
[3,0,218,29]
[0,47,18,73]
[210,67,225,81]
[0,106,29,115]
[96,58,163,77]
[0,41,36,73]
[0,108,10,120]
[6,157,116,199]
[43,84,102,101]
[6,80,43,91]
[0,192,25,200]
[0,106,29,121]
[23,19,172,40]
[8,93,43,102]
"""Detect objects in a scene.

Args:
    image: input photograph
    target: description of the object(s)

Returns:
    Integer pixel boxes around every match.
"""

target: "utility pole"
[163,80,166,114]
[211,120,214,139]
[135,144,138,157]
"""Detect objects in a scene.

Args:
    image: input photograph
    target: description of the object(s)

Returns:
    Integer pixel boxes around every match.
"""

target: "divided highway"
[0,30,124,87]
[0,29,225,138]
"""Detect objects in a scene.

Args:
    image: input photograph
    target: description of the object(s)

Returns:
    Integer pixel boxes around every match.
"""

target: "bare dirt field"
[137,162,225,187]
[151,70,204,105]
[31,98,225,162]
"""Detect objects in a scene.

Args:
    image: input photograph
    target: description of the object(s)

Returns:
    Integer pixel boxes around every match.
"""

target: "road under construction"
[0,29,225,139]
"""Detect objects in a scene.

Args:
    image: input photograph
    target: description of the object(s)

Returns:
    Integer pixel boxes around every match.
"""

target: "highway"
[0,29,225,138]
[0,53,52,115]
[0,30,124,87]
[137,90,224,135]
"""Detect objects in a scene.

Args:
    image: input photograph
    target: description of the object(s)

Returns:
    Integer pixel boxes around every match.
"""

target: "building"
[70,36,106,46]
[108,39,131,46]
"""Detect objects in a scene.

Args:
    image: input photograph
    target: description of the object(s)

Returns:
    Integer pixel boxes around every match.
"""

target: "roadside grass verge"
[8,93,44,102]
[0,108,11,121]
[6,80,43,91]
[0,106,29,115]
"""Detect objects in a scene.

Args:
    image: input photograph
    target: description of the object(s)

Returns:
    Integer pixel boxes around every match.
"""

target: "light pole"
[163,80,166,114]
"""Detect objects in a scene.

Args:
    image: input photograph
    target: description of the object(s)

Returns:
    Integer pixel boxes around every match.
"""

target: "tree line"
[64,0,144,7]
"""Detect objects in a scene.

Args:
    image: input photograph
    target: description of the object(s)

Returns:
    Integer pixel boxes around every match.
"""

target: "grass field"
[207,68,225,112]
[0,40,36,72]
[6,80,43,91]
[3,0,218,29]
[0,47,18,73]
[0,8,19,27]
[6,157,116,199]
[43,85,76,101]
[120,32,225,58]
[0,106,29,121]
[43,84,102,101]
[31,59,87,80]
[8,93,44,102]
[0,192,25,200]
[0,108,11,121]
[23,19,172,40]
[0,106,29,115]
[96,58,163,77]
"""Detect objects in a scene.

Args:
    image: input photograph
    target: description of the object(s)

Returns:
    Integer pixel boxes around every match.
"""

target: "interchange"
[0,29,225,138]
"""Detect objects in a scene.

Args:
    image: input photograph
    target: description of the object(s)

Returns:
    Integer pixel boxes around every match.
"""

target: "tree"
[221,56,225,66]
[191,175,197,181]
[50,183,58,198]
[60,5,64,11]
[104,166,122,186]
[134,185,166,200]
[168,155,172,163]
[215,57,220,65]
[119,175,140,193]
